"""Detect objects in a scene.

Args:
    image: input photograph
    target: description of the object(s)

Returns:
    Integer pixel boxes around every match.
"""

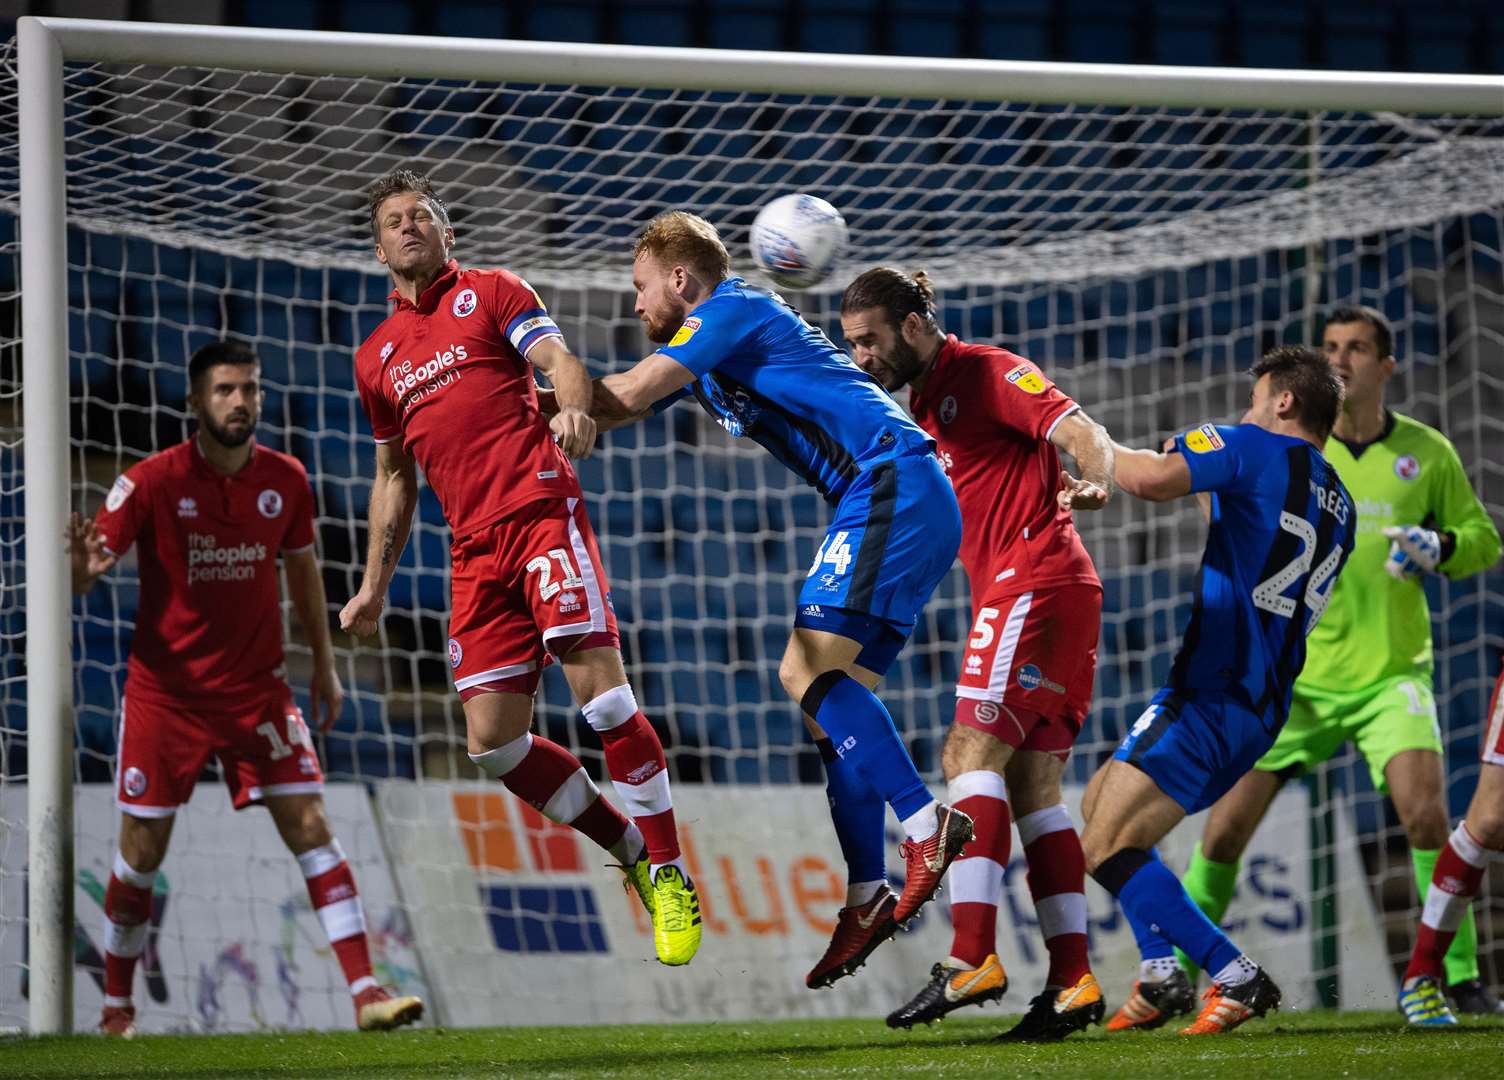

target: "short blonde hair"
[634,210,730,283]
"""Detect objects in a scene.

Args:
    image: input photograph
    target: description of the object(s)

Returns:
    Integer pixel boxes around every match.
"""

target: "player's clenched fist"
[550,405,598,460]
[340,589,385,637]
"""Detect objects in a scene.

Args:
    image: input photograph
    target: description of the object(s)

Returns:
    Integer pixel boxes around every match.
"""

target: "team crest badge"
[448,637,463,669]
[123,767,148,798]
[1394,454,1420,480]
[379,340,394,361]
[939,396,958,424]
[452,288,478,318]
[1006,365,1046,394]
[1184,424,1225,454]
[257,489,284,518]
[105,475,135,513]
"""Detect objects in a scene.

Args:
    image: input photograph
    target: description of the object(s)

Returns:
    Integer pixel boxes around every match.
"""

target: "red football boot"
[894,803,974,924]
[806,885,901,989]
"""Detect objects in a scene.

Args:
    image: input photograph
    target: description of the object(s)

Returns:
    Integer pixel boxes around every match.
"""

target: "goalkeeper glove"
[1382,525,1442,579]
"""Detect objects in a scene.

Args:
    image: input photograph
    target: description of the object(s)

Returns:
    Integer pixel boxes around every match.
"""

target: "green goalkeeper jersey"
[1297,411,1501,692]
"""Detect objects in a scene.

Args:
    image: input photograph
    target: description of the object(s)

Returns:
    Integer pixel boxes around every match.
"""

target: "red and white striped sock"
[584,684,682,873]
[1017,803,1090,989]
[102,851,156,1008]
[470,732,638,863]
[1405,822,1497,983]
[945,769,1011,969]
[297,839,376,996]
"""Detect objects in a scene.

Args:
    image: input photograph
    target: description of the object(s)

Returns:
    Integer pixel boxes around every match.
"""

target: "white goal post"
[13,16,1504,1035]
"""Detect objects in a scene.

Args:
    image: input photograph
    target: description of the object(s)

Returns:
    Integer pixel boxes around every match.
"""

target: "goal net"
[2,23,1502,1032]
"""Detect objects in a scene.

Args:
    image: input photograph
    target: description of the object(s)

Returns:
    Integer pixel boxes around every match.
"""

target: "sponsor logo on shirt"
[800,604,824,619]
[380,340,394,362]
[122,766,148,798]
[972,700,999,724]
[257,489,283,519]
[106,475,135,513]
[558,591,581,614]
[448,637,463,669]
[177,496,198,519]
[1016,662,1066,695]
[668,317,701,348]
[1129,705,1157,738]
[1394,454,1420,480]
[1184,424,1225,454]
[964,653,983,676]
[1006,365,1046,394]
[186,533,268,584]
[453,288,478,318]
[939,396,958,424]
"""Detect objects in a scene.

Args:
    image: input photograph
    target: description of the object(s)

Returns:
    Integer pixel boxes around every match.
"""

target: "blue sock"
[804,673,932,821]
[1096,848,1240,976]
[1123,848,1175,961]
[815,737,886,884]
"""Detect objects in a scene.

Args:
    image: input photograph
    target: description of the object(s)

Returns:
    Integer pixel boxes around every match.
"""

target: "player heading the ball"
[576,210,975,943]
[840,267,1115,1039]
[1080,346,1355,1036]
[72,340,422,1035]
[341,170,700,967]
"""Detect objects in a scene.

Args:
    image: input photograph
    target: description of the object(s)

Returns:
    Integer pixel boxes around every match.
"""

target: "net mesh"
[1,39,1502,1028]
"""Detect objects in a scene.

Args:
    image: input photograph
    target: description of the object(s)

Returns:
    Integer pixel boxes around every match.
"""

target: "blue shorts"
[1112,689,1280,814]
[794,452,961,674]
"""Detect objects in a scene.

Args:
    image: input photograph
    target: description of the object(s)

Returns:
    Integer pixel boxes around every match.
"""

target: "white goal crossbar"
[17,15,1504,1033]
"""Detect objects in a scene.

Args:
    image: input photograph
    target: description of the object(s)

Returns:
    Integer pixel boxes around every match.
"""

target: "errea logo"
[177,496,198,518]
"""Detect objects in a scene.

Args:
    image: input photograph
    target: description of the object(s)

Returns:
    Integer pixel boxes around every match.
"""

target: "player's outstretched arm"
[1050,410,1114,511]
[340,440,418,638]
[1112,442,1193,502]
[66,512,119,595]
[285,546,344,732]
[528,337,598,459]
[600,352,697,417]
[535,380,651,432]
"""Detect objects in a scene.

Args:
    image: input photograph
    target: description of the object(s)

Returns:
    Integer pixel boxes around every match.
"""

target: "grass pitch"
[4,1010,1500,1079]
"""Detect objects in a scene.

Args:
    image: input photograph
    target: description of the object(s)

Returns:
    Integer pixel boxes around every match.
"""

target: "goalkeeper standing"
[1110,305,1503,1028]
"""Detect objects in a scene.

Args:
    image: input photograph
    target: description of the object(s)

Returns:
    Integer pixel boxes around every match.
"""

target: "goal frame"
[16,14,1504,1033]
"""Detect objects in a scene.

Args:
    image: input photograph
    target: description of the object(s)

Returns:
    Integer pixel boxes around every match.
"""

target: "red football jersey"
[355,260,580,539]
[93,438,316,705]
[909,335,1099,593]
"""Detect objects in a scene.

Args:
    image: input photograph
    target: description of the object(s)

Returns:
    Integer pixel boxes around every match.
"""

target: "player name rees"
[186,532,268,583]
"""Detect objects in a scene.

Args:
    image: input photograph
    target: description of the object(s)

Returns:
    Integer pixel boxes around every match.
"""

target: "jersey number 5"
[1251,511,1343,632]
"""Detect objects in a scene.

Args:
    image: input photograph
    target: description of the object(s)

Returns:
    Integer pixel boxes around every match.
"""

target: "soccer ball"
[749,193,848,290]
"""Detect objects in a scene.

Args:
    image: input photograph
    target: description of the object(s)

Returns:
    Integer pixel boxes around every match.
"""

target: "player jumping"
[1081,346,1355,1035]
[71,341,423,1036]
[839,267,1114,1039]
[1398,654,1504,1025]
[1111,306,1503,1027]
[339,170,700,966]
[579,211,975,955]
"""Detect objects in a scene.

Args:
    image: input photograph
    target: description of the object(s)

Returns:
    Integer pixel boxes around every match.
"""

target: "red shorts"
[1483,662,1504,767]
[448,495,620,700]
[953,583,1101,759]
[116,683,323,817]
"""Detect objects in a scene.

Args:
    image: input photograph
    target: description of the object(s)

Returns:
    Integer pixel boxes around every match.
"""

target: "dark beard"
[202,414,255,448]
[884,336,926,390]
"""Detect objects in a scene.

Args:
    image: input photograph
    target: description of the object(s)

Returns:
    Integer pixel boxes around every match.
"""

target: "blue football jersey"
[1168,422,1356,726]
[654,277,934,503]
